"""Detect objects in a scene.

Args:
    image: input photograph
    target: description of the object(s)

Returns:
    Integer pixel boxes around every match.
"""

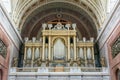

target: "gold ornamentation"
[45,57,49,67]
[76,57,81,66]
[69,58,74,66]
[100,57,105,67]
[12,57,18,67]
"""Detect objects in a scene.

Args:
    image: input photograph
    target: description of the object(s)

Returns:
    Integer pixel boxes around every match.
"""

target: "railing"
[9,67,110,80]
[10,67,104,73]
[9,77,110,80]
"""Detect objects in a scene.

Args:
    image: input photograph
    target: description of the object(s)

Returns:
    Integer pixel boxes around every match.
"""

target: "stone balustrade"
[9,67,110,80]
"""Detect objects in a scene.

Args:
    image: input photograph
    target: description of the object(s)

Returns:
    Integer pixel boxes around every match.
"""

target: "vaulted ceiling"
[11,0,106,39]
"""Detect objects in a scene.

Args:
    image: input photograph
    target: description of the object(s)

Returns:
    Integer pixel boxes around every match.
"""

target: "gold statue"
[12,57,18,67]
[69,58,74,66]
[76,57,81,66]
[37,57,42,66]
[45,57,49,67]
[101,57,105,67]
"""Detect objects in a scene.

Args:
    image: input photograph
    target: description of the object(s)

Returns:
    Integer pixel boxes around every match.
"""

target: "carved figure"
[12,57,18,67]
[101,57,105,67]
[54,22,64,30]
[37,57,42,66]
[69,58,74,66]
[76,57,81,66]
[45,57,49,67]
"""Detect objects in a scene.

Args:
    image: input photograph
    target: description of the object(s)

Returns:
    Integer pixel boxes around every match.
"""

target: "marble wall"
[97,0,120,80]
[0,2,22,80]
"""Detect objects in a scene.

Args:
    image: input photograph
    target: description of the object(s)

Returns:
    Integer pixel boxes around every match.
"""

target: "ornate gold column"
[48,36,51,60]
[68,36,70,60]
[42,36,45,61]
[73,36,76,60]
[84,47,87,66]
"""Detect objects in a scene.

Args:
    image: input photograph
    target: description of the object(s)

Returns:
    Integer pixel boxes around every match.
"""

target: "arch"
[14,0,103,30]
[19,1,98,39]
[52,37,67,46]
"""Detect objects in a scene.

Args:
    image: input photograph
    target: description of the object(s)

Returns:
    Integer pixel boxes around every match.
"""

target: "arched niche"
[27,48,32,60]
[53,38,66,60]
[52,36,67,46]
[34,48,40,59]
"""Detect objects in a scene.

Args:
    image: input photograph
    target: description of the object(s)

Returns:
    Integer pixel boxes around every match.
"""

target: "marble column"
[48,36,51,60]
[68,36,70,60]
[73,36,76,60]
[42,36,45,61]
[2,68,8,80]
[0,70,1,80]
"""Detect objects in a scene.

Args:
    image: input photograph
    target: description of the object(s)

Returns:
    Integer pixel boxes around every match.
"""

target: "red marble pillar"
[0,70,2,80]
[0,24,11,80]
[2,68,8,80]
[107,22,120,80]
